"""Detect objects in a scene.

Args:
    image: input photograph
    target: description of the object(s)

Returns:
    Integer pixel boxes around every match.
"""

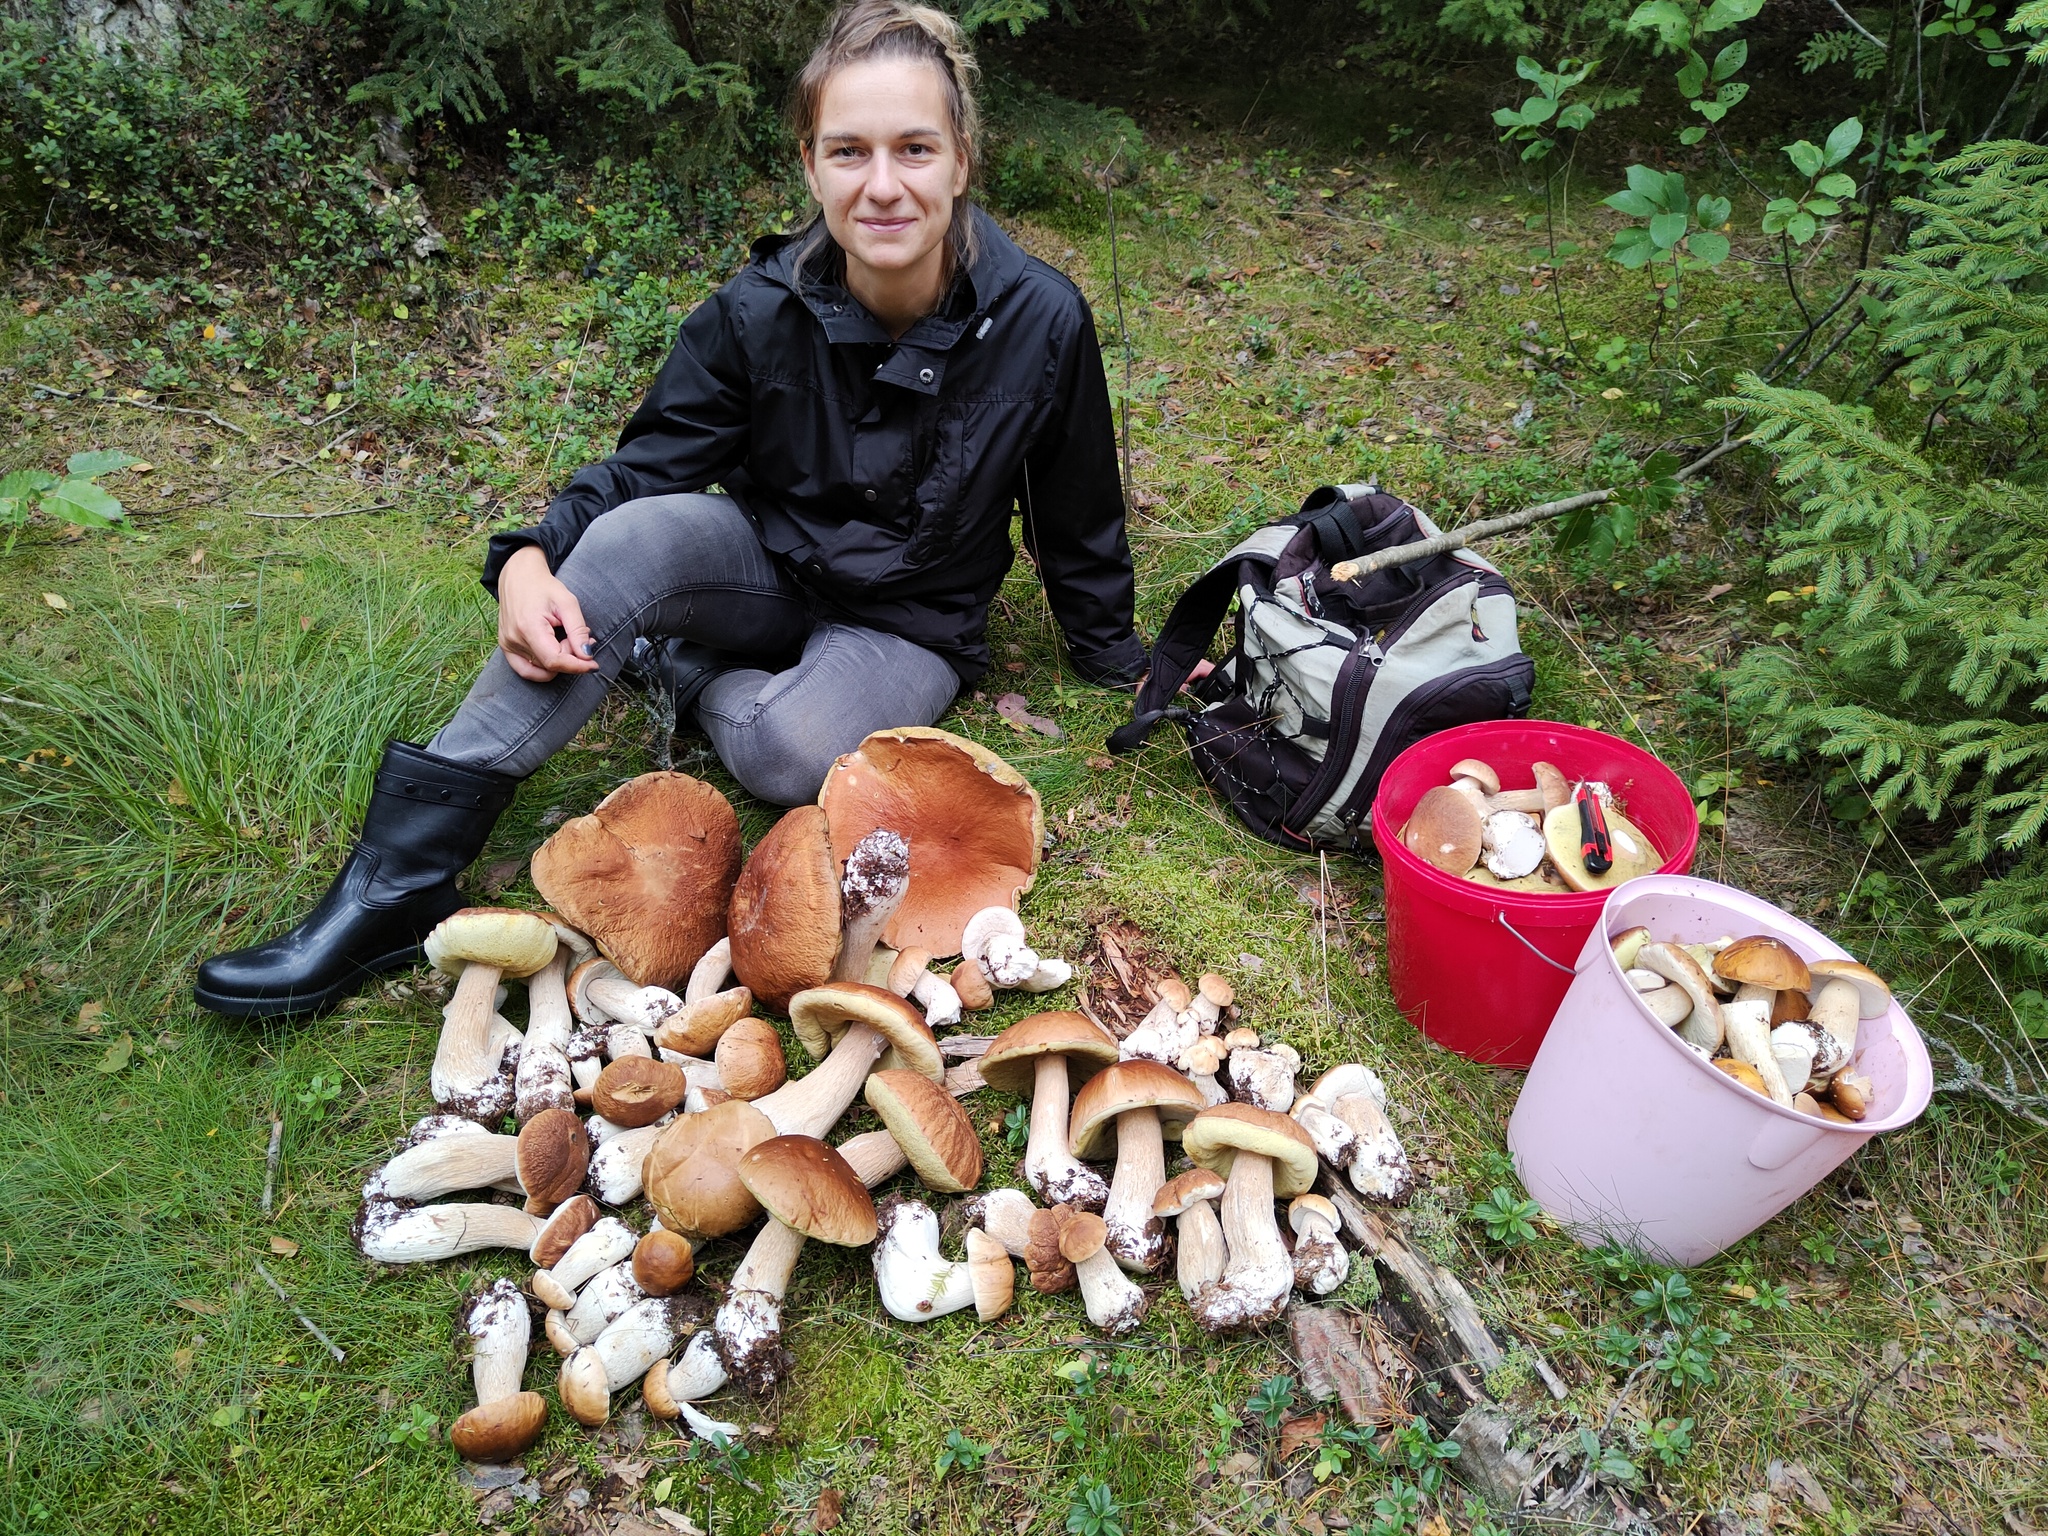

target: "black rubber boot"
[193,740,520,1020]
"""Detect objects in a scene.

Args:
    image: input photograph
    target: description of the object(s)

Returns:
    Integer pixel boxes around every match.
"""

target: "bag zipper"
[1331,654,1537,831]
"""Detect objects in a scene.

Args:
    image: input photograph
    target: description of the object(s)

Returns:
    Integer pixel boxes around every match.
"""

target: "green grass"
[2,130,2044,1536]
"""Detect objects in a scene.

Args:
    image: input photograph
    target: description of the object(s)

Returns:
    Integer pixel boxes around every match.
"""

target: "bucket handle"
[1495,913,1578,976]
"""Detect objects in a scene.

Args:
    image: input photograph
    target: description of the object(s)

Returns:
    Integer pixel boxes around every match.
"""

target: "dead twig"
[261,1116,282,1214]
[252,1258,346,1363]
[244,502,396,522]
[30,382,248,436]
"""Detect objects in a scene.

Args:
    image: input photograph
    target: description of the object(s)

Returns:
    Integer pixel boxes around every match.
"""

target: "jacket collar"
[751,208,1029,395]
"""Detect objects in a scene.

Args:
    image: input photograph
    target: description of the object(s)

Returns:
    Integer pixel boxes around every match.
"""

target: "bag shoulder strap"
[1105,525,1292,755]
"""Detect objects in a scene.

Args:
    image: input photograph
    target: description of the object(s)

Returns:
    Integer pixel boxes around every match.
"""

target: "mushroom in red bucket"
[1400,785,1484,875]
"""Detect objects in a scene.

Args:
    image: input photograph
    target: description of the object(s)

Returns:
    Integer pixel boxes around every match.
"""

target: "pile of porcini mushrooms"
[1613,924,1890,1120]
[1399,756,1663,892]
[349,727,1421,1467]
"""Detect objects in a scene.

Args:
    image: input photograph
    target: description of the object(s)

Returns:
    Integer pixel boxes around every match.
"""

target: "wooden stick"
[260,1116,282,1214]
[31,383,248,436]
[252,1259,346,1363]
[244,502,395,522]
[1329,434,1750,582]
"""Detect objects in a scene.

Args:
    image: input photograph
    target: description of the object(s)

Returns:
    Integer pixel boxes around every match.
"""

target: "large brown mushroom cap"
[787,983,941,1080]
[1182,1103,1319,1196]
[449,1391,548,1462]
[1712,935,1813,994]
[728,805,842,1012]
[643,1098,777,1238]
[531,772,741,989]
[1069,1061,1208,1159]
[819,727,1043,957]
[863,1069,983,1192]
[737,1136,878,1246]
[1401,786,1484,875]
[516,1108,591,1208]
[591,1057,687,1127]
[424,907,560,980]
[979,1011,1119,1095]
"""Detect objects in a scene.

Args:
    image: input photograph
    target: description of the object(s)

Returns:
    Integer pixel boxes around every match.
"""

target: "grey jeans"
[428,493,961,805]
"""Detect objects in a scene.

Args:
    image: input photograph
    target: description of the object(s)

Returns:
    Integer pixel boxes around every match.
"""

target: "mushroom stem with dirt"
[1292,1063,1413,1205]
[1118,979,1195,1067]
[1058,1210,1147,1334]
[426,908,559,1122]
[515,921,588,1124]
[711,1136,877,1393]
[1154,1168,1227,1303]
[450,1278,548,1463]
[364,1110,587,1213]
[1288,1194,1348,1295]
[870,1197,1014,1323]
[754,983,939,1140]
[1068,1060,1205,1272]
[531,1216,639,1311]
[1183,1103,1320,1333]
[979,1011,1120,1211]
[353,1199,544,1264]
[570,956,683,1036]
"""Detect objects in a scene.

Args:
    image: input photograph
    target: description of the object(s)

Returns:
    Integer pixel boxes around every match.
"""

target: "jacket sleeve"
[481,284,752,595]
[1017,297,1148,686]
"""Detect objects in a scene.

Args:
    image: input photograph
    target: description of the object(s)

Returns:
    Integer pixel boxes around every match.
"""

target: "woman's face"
[803,55,969,292]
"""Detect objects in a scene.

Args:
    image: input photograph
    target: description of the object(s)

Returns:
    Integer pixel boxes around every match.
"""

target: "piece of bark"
[1290,1305,1399,1424]
[1318,1173,1505,1378]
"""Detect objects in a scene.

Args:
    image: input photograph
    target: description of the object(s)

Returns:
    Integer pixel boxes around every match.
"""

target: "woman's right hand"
[496,545,600,683]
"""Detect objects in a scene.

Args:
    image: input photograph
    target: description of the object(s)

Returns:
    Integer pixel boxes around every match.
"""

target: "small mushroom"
[1610,926,1652,971]
[425,908,559,1122]
[1228,1042,1300,1113]
[1058,1210,1147,1335]
[592,1057,687,1128]
[1023,1203,1079,1293]
[569,955,683,1035]
[1715,1058,1768,1095]
[980,1011,1120,1210]
[712,1137,877,1393]
[1635,942,1725,1053]
[651,986,754,1058]
[530,1194,599,1268]
[563,1259,648,1345]
[559,1296,691,1428]
[633,1224,696,1296]
[1827,1070,1874,1121]
[450,1278,547,1463]
[1531,760,1572,812]
[1449,758,1501,800]
[1154,1167,1228,1302]
[532,1216,640,1311]
[1401,785,1483,875]
[714,1016,788,1100]
[886,946,964,1029]
[946,959,994,1012]
[871,1197,1014,1324]
[1187,974,1234,1034]
[1288,1194,1348,1295]
[1069,1060,1207,1272]
[1179,1034,1230,1107]
[1182,1104,1319,1333]
[364,1110,587,1215]
[1120,982,1197,1068]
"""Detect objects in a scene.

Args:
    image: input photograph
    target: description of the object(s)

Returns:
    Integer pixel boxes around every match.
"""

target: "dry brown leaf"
[268,1236,299,1257]
[1767,1461,1833,1517]
[1278,1413,1326,1463]
[811,1488,845,1531]
[174,1298,223,1316]
[994,693,1061,738]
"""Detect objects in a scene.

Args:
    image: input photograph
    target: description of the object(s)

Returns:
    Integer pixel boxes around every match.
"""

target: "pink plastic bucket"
[1508,874,1933,1266]
[1370,721,1700,1067]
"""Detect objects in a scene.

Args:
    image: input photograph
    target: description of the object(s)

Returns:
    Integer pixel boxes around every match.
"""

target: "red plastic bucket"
[1369,720,1700,1067]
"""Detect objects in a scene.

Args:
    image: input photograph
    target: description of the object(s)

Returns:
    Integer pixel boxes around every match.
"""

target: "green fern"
[1715,148,2048,969]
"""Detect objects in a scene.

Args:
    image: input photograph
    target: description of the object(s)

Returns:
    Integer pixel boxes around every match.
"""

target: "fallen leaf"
[1419,1517,1454,1536]
[1217,1450,1260,1479]
[227,379,251,395]
[77,1001,107,1028]
[649,1511,706,1535]
[994,693,1061,738]
[166,778,190,806]
[1085,755,1114,770]
[268,1235,299,1257]
[42,592,70,611]
[189,547,205,566]
[1899,1493,1942,1530]
[97,1032,134,1073]
[1972,1430,2033,1461]
[170,1346,195,1374]
[1279,1413,1327,1462]
[2004,1510,2043,1536]
[1768,1460,1834,1517]
[1702,583,1734,602]
[175,1297,224,1315]
[811,1487,845,1530]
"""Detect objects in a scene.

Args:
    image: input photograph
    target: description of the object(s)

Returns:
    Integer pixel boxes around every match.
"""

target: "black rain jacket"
[483,209,1147,688]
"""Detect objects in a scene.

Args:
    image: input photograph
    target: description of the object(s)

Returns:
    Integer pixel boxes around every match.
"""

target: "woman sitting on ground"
[195,0,1145,1020]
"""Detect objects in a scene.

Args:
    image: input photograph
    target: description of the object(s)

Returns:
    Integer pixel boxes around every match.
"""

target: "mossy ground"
[1,112,2043,1536]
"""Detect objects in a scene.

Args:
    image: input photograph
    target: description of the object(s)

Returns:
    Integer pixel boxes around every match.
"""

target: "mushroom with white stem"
[531,1216,639,1311]
[353,1199,543,1264]
[1186,974,1233,1034]
[1182,1103,1320,1333]
[449,1278,548,1463]
[558,1295,693,1428]
[651,985,754,1059]
[425,908,560,1122]
[1807,959,1892,1070]
[686,937,734,1003]
[871,1197,1015,1323]
[959,906,1070,993]
[1153,1167,1227,1303]
[1288,1194,1348,1295]
[946,958,994,1012]
[713,1136,877,1393]
[643,1332,743,1442]
[959,1186,1038,1260]
[1292,1064,1413,1204]
[1180,1035,1230,1107]
[755,983,941,1139]
[530,1194,599,1268]
[1119,979,1196,1068]
[979,1011,1120,1210]
[1057,1210,1147,1335]
[515,919,590,1124]
[643,1098,779,1240]
[1723,996,1793,1106]
[1446,759,1499,817]
[834,829,912,983]
[886,947,963,1029]
[1634,942,1725,1053]
[1228,1041,1300,1113]
[563,1259,647,1345]
[363,1109,588,1213]
[1069,1061,1206,1272]
[569,956,683,1036]
[586,1110,678,1205]
[1713,936,1814,1062]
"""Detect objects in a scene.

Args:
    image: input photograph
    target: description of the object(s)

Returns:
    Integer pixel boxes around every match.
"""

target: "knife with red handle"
[1575,783,1614,875]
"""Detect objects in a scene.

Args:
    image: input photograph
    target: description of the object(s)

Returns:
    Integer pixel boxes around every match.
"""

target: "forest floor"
[1,112,2044,1536]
